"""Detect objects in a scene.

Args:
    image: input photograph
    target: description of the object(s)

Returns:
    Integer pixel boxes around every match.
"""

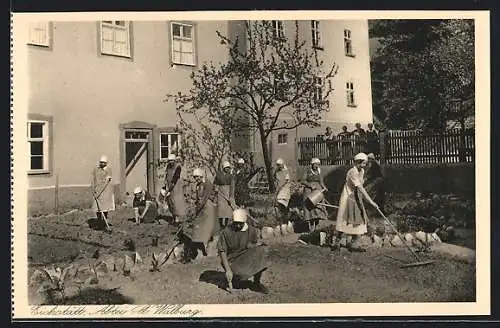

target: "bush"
[383,193,475,235]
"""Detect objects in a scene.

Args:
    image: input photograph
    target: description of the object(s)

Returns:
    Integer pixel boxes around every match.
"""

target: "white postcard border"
[11,10,491,319]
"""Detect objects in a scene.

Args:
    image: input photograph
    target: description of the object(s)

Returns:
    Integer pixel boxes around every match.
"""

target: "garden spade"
[91,189,112,234]
[375,207,434,268]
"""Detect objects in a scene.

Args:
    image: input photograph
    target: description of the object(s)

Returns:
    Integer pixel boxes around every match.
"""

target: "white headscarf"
[354,153,368,162]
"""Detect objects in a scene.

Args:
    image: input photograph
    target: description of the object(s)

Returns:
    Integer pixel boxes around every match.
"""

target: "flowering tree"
[175,110,262,205]
[168,20,338,192]
[176,110,233,179]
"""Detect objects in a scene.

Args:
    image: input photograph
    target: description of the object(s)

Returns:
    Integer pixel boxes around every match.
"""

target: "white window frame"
[311,20,322,49]
[346,81,357,107]
[159,132,181,161]
[100,21,132,58]
[170,22,196,66]
[277,133,288,145]
[271,20,285,39]
[344,29,355,57]
[27,22,51,47]
[27,120,50,174]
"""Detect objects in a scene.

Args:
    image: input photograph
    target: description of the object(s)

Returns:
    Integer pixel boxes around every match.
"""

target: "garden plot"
[28,192,476,305]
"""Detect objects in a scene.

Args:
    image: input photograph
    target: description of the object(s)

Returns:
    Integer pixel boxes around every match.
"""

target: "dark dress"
[133,191,158,223]
[364,161,385,209]
[217,225,270,280]
[213,171,235,219]
[301,169,328,222]
[184,180,217,245]
[164,163,187,221]
[365,129,380,155]
[233,167,260,207]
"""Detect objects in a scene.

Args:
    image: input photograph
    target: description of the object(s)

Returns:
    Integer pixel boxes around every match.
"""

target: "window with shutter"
[100,21,131,58]
[171,22,196,66]
[27,22,51,47]
[27,120,51,174]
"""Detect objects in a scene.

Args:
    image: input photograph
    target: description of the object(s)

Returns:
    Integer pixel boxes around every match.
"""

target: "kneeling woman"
[132,186,158,225]
[331,153,379,252]
[218,208,270,294]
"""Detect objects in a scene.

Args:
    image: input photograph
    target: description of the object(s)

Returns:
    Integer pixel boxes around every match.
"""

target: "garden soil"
[28,207,475,305]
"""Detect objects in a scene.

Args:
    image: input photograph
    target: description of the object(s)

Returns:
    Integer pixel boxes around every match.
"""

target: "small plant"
[73,251,111,286]
[150,252,168,272]
[29,265,76,304]
[118,253,143,280]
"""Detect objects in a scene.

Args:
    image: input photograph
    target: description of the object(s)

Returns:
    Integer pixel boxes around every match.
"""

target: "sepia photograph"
[10,11,490,318]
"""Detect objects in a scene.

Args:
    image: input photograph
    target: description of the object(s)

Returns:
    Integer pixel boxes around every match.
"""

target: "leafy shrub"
[383,193,475,235]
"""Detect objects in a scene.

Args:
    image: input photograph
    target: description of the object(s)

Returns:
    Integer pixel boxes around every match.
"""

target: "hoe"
[376,207,435,268]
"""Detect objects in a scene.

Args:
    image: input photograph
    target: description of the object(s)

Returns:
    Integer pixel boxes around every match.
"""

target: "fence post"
[54,173,60,215]
[379,132,387,168]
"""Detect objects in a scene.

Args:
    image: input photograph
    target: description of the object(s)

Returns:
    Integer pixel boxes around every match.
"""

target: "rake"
[307,189,434,268]
[375,207,435,268]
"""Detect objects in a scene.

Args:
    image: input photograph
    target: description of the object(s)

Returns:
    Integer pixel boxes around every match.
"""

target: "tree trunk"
[259,128,275,193]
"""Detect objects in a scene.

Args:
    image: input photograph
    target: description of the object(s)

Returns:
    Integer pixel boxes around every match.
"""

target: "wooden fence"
[298,129,475,166]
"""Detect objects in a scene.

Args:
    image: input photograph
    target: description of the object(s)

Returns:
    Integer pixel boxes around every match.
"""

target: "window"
[28,22,51,47]
[311,20,322,49]
[160,133,181,160]
[171,22,196,66]
[346,81,356,107]
[27,120,50,174]
[271,20,285,39]
[344,29,354,57]
[278,133,288,145]
[100,21,131,58]
[313,76,323,103]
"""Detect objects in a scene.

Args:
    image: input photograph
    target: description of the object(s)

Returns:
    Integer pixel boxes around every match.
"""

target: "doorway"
[120,127,156,200]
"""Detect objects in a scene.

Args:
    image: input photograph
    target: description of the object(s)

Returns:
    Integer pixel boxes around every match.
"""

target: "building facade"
[27,20,230,215]
[242,20,374,175]
[26,19,373,216]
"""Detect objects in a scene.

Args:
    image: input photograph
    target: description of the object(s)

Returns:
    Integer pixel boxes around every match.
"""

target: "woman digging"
[301,157,328,231]
[330,152,379,253]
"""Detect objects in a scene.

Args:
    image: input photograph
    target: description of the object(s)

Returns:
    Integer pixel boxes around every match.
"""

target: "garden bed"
[247,190,475,250]
[27,194,475,305]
